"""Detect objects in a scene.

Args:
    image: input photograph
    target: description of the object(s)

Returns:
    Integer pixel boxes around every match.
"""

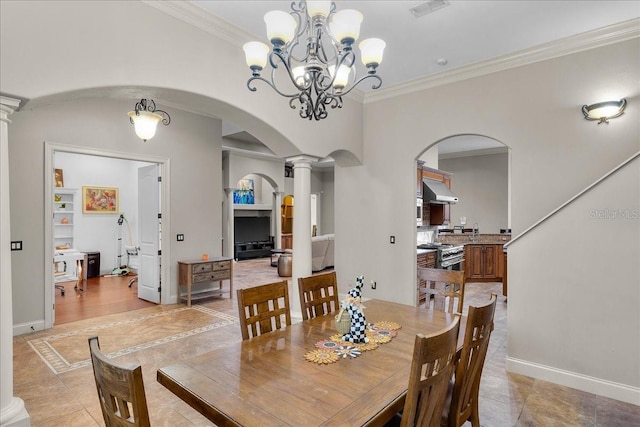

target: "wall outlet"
[389,236,395,244]
[371,280,377,290]
[177,234,184,241]
[11,241,22,251]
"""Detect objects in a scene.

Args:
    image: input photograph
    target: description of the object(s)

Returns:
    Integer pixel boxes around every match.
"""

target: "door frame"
[44,141,171,329]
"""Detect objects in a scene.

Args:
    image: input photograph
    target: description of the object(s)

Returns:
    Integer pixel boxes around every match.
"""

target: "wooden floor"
[54,274,154,325]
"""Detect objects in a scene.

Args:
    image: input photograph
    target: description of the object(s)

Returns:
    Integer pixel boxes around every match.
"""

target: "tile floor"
[13,258,640,426]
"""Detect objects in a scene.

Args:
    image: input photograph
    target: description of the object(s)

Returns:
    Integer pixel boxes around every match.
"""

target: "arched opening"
[415,134,511,306]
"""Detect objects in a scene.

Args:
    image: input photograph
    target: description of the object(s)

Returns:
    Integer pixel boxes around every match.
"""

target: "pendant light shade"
[128,99,170,142]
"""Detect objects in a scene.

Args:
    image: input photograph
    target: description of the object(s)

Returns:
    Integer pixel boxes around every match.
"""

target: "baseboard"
[506,356,640,406]
[13,320,46,336]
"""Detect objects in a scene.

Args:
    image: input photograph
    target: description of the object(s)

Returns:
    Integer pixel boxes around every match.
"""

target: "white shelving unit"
[53,188,80,283]
[53,188,76,250]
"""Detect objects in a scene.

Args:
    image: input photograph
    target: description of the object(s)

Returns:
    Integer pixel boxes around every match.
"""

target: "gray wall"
[9,98,223,327]
[440,152,508,233]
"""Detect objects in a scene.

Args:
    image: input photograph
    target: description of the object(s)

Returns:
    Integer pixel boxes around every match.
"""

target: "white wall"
[507,155,639,402]
[439,152,508,233]
[55,152,154,274]
[334,38,639,402]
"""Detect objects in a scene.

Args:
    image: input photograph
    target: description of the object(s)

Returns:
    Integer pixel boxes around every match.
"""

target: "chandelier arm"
[247,76,306,99]
[337,74,383,97]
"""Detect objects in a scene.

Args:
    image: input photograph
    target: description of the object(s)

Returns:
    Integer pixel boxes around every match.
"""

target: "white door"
[138,164,161,303]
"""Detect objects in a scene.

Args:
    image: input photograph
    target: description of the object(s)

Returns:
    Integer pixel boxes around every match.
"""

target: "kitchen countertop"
[437,233,511,246]
[417,248,437,255]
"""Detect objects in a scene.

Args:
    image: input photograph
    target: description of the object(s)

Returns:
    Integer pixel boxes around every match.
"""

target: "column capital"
[286,155,321,166]
[0,96,21,124]
[273,191,285,197]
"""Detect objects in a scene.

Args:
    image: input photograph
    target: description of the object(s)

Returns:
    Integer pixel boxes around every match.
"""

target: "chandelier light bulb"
[359,38,386,68]
[292,66,309,87]
[330,9,363,46]
[306,1,331,18]
[328,64,352,89]
[243,41,270,71]
[128,111,162,142]
[264,10,297,47]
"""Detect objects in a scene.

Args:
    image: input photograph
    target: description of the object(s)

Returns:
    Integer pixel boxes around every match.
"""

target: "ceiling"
[194,1,639,157]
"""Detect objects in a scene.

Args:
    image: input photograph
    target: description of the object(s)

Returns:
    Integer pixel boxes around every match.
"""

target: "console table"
[177,257,233,306]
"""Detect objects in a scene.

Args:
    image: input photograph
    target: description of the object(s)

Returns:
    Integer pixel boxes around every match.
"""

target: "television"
[234,216,271,243]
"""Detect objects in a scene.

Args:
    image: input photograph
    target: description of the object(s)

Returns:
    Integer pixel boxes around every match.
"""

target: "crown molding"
[144,4,638,106]
[365,18,640,104]
[142,0,253,47]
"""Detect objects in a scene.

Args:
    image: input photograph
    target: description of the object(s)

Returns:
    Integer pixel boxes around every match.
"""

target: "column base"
[0,397,30,427]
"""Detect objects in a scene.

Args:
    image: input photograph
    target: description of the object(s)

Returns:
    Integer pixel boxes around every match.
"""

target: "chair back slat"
[88,336,150,427]
[446,293,497,427]
[417,267,465,314]
[298,272,339,320]
[401,315,461,427]
[237,280,291,340]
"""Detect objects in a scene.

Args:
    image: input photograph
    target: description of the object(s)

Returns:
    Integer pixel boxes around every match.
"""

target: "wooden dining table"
[157,299,457,427]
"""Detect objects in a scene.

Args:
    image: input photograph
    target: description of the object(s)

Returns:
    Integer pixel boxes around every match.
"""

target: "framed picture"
[54,169,64,187]
[233,179,255,204]
[82,186,119,213]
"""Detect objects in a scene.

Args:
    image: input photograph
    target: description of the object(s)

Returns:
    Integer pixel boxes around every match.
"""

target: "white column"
[288,155,319,317]
[224,188,235,260]
[273,191,283,249]
[0,96,30,426]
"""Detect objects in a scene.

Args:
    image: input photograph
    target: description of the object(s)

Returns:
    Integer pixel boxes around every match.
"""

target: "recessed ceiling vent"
[409,0,450,17]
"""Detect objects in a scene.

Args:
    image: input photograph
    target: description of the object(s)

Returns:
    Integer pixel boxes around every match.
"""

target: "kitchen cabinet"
[416,160,425,198]
[417,250,437,305]
[421,167,452,226]
[465,244,503,281]
[502,250,508,296]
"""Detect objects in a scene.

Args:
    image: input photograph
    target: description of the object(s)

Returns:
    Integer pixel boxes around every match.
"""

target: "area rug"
[28,305,237,374]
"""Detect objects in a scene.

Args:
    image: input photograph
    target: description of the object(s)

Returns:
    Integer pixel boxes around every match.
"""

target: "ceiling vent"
[409,0,450,17]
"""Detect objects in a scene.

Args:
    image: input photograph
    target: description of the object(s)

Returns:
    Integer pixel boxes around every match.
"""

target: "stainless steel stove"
[417,243,465,270]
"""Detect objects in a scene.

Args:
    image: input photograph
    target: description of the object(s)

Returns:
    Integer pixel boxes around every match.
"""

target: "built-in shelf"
[233,204,273,211]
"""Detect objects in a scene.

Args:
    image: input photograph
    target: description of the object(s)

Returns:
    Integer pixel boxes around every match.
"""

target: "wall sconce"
[128,99,171,141]
[582,98,627,124]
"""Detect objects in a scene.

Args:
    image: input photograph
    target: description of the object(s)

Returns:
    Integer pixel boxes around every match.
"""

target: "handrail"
[505,150,640,249]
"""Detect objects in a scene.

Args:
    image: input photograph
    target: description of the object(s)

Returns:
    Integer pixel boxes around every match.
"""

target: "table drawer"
[212,261,231,271]
[192,270,230,284]
[192,263,212,274]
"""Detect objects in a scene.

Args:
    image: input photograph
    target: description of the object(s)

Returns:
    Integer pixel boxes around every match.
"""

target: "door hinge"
[158,213,162,219]
[158,176,162,182]
[157,286,161,292]
[158,250,162,256]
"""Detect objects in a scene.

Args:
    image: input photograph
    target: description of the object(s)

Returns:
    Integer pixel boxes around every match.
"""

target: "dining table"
[157,299,458,427]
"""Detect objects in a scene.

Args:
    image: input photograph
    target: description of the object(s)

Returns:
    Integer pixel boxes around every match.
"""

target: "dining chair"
[88,336,151,427]
[388,315,461,427]
[298,271,340,320]
[417,267,465,314]
[443,293,497,427]
[237,280,291,340]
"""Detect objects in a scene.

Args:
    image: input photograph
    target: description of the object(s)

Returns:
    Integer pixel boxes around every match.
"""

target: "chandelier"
[242,1,386,120]
[128,99,171,142]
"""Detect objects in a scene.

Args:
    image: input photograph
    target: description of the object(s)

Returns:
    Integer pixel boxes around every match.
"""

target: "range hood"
[423,178,458,204]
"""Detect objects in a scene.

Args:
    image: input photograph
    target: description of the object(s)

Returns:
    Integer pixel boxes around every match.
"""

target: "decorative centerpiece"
[341,276,369,344]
